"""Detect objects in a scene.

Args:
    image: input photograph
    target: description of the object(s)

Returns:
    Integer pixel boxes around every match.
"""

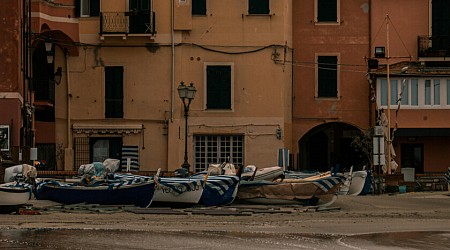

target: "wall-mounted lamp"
[45,38,54,64]
[374,46,386,58]
[54,67,62,85]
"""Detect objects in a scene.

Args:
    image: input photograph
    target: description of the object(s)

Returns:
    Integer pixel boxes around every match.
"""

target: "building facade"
[369,0,450,175]
[51,0,293,172]
[292,0,371,172]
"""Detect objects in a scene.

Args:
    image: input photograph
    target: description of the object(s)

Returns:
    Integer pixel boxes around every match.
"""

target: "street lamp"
[177,81,197,172]
[44,38,54,64]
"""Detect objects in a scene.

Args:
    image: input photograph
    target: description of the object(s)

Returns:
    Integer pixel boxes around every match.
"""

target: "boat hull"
[196,175,240,206]
[237,176,344,206]
[0,183,32,214]
[35,181,155,207]
[150,178,204,207]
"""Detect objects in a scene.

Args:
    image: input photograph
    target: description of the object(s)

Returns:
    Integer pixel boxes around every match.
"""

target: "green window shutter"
[249,0,269,15]
[207,66,231,109]
[192,0,207,15]
[75,0,81,17]
[317,0,337,22]
[105,66,124,118]
[318,56,337,97]
[90,0,100,17]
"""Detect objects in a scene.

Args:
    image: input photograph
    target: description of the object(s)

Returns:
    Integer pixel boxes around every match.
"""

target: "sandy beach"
[1,191,449,233]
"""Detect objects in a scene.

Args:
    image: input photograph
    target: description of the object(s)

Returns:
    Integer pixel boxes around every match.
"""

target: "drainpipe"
[368,0,373,128]
[171,0,175,121]
[65,51,71,150]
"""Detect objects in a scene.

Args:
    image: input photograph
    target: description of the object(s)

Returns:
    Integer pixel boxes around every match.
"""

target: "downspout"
[171,0,175,122]
[368,0,373,128]
[65,51,71,150]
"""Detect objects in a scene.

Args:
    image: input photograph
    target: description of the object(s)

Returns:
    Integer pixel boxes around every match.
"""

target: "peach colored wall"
[292,1,371,146]
[370,0,429,64]
[56,0,293,171]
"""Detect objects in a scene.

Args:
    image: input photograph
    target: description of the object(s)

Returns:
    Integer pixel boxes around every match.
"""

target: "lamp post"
[177,81,197,172]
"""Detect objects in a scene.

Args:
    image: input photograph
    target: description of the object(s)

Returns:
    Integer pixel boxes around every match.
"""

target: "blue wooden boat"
[35,174,155,207]
[192,174,241,206]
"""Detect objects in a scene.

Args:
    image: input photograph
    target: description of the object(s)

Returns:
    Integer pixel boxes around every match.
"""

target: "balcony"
[418,35,450,60]
[100,11,156,39]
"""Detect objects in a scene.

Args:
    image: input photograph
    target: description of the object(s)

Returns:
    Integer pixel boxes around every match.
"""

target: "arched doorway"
[298,122,365,173]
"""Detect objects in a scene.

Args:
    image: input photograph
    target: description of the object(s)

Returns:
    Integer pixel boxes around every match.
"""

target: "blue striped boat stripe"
[191,175,240,196]
[312,176,345,192]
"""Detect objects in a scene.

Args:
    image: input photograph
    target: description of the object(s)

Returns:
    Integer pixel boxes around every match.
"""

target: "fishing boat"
[149,176,205,207]
[241,165,284,181]
[0,182,33,214]
[35,174,155,207]
[189,173,241,206]
[236,175,345,206]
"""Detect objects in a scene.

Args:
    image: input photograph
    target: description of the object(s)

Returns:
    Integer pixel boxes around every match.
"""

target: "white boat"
[241,166,284,181]
[0,182,33,214]
[149,177,205,207]
[337,166,368,196]
[346,170,368,195]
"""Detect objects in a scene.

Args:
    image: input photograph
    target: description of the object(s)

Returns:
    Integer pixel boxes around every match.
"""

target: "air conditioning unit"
[373,126,384,136]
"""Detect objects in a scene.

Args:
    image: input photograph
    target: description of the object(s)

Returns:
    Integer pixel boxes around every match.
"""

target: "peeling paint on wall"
[361,3,369,14]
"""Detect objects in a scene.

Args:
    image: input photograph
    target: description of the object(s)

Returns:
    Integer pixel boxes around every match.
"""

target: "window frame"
[79,0,100,17]
[193,134,244,172]
[204,63,234,111]
[314,0,340,25]
[248,0,270,15]
[315,54,340,99]
[377,77,449,109]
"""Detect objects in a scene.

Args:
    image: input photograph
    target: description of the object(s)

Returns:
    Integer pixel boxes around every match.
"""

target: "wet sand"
[1,192,449,233]
[1,192,449,249]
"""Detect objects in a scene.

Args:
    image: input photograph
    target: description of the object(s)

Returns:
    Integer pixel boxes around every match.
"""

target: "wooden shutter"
[317,0,337,22]
[192,0,207,15]
[249,0,269,15]
[318,56,337,97]
[206,66,231,109]
[90,0,100,17]
[105,66,124,118]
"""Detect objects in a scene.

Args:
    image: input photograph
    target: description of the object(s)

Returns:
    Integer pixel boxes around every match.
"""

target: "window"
[105,66,124,118]
[206,64,233,110]
[76,0,100,17]
[377,78,449,108]
[315,0,339,23]
[192,0,206,15]
[90,137,122,163]
[411,79,418,106]
[248,0,270,15]
[317,55,338,98]
[194,135,244,172]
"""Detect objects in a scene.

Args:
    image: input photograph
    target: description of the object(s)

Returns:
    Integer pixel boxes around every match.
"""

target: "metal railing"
[418,35,450,57]
[100,11,156,35]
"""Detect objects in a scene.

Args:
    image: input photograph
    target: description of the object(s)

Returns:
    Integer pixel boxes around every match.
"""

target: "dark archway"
[298,122,364,173]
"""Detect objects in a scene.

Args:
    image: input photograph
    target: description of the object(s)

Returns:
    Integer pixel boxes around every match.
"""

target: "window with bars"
[74,137,90,170]
[194,135,244,172]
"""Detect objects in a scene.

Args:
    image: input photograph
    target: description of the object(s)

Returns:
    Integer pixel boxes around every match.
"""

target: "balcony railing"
[418,35,450,58]
[100,11,156,35]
